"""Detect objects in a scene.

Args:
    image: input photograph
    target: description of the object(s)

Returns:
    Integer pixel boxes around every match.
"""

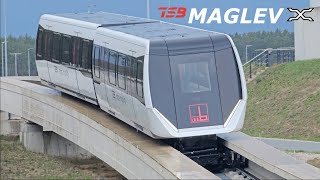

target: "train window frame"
[117,54,126,90]
[61,35,72,64]
[36,27,44,59]
[52,32,61,63]
[136,59,144,98]
[108,51,117,85]
[94,46,101,78]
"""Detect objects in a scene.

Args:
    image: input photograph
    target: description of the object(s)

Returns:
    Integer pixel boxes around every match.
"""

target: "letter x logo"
[287,8,314,22]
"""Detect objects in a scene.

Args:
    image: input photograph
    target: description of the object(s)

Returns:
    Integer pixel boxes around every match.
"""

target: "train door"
[169,52,223,129]
[125,56,138,123]
[100,47,110,111]
[105,52,136,121]
[93,45,109,109]
[76,39,96,101]
[104,51,119,115]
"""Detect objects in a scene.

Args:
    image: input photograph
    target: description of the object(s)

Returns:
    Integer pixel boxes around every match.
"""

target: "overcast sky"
[0,0,309,37]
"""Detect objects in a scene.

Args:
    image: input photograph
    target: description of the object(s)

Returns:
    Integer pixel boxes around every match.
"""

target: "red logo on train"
[158,7,187,18]
[189,104,209,124]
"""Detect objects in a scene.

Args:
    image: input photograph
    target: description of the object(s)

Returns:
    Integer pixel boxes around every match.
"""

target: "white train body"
[36,12,247,139]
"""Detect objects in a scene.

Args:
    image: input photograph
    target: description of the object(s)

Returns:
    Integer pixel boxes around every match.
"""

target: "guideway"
[219,132,320,179]
[1,77,320,179]
[0,77,217,179]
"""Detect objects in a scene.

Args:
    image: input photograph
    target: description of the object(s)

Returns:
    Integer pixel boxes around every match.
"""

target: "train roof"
[51,12,226,41]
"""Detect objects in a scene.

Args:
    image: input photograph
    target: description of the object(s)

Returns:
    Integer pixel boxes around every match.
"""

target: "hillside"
[0,136,124,179]
[243,60,320,141]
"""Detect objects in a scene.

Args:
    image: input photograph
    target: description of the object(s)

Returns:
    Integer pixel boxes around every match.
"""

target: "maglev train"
[36,12,247,139]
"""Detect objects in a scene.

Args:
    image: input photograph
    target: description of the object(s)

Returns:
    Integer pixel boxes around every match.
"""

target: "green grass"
[243,63,266,80]
[243,59,320,142]
[0,135,124,179]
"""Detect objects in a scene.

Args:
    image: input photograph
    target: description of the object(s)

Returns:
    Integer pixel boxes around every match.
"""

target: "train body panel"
[35,12,247,139]
[36,60,50,82]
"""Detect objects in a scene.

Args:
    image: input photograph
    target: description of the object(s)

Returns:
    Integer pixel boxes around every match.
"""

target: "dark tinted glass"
[72,38,81,66]
[178,61,211,93]
[137,60,143,97]
[44,31,53,60]
[108,52,117,85]
[94,47,100,77]
[118,55,126,89]
[62,36,71,64]
[215,48,242,122]
[81,40,89,69]
[102,48,109,72]
[52,33,61,62]
[36,28,44,58]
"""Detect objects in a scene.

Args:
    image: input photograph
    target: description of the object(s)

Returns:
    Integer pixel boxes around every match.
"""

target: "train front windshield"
[178,61,212,93]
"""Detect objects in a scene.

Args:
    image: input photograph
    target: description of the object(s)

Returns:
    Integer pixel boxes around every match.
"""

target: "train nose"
[149,35,243,133]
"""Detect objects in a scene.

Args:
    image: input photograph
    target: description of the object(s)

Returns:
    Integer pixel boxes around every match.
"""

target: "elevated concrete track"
[1,77,320,179]
[0,77,217,179]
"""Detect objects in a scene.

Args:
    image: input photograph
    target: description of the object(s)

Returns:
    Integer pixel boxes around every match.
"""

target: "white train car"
[36,12,247,139]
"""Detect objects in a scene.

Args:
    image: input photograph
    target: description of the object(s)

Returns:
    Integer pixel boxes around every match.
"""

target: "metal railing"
[243,47,295,81]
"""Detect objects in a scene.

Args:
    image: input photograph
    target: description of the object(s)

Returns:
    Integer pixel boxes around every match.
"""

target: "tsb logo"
[158,7,187,18]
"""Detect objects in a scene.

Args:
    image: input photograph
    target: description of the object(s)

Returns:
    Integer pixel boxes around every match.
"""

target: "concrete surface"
[20,122,45,153]
[311,0,320,7]
[219,132,320,179]
[0,111,22,136]
[0,77,218,179]
[294,7,320,60]
[19,122,92,158]
[257,137,320,153]
[6,76,40,82]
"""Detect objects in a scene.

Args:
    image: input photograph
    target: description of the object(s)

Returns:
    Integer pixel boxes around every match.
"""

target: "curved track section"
[0,77,218,179]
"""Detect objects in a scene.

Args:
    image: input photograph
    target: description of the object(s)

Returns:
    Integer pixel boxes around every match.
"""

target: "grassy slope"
[0,136,124,179]
[243,60,320,141]
[0,136,91,179]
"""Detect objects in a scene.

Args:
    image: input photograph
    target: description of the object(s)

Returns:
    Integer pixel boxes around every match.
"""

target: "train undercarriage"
[164,135,252,174]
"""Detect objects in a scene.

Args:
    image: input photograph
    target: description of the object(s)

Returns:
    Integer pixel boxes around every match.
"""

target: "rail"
[243,47,295,81]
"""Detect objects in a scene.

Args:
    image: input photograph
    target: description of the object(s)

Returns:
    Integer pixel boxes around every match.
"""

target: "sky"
[0,0,310,37]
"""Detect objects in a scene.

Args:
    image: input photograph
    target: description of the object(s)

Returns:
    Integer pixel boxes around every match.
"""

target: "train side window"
[52,33,61,63]
[136,60,143,98]
[117,55,126,90]
[94,46,100,78]
[62,36,71,64]
[108,52,117,85]
[88,41,93,72]
[36,27,44,59]
[126,57,132,88]
[130,58,137,95]
[80,40,90,69]
[44,31,53,61]
[103,48,109,83]
[72,37,81,66]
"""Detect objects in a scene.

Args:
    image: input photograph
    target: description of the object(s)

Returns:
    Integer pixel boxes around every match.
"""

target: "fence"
[243,47,295,81]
